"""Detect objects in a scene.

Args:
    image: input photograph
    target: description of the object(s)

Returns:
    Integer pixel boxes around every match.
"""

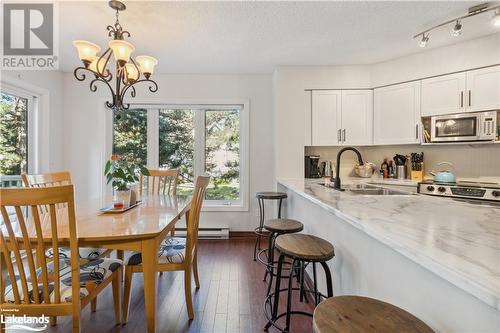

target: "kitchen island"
[278,178,500,333]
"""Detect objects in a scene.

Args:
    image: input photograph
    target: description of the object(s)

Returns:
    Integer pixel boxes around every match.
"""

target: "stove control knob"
[492,190,500,197]
[438,187,446,193]
[426,186,435,192]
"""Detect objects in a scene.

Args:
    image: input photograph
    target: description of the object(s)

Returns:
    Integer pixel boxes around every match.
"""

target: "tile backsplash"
[305,144,500,180]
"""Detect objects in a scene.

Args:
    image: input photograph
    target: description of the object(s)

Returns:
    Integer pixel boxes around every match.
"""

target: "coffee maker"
[305,155,321,178]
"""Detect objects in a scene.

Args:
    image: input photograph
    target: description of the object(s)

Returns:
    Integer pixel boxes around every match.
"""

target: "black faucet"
[332,147,364,190]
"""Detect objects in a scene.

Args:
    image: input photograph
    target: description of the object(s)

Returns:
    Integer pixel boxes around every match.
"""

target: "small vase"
[114,189,131,209]
[129,183,138,206]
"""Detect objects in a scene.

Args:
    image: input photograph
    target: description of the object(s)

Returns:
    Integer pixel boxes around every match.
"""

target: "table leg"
[142,239,158,333]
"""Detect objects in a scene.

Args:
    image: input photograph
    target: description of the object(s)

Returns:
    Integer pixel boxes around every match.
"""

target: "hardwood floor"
[38,239,315,333]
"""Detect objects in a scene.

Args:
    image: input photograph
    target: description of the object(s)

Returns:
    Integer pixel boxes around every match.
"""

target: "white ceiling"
[59,1,500,74]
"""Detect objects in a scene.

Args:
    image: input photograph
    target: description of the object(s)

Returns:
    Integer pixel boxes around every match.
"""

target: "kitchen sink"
[322,182,412,195]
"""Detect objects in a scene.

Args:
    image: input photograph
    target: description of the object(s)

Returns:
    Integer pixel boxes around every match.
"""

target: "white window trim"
[101,98,250,212]
[1,76,50,174]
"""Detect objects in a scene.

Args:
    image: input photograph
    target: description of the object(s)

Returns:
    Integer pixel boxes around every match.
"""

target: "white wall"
[62,73,274,231]
[275,33,500,179]
[1,71,65,171]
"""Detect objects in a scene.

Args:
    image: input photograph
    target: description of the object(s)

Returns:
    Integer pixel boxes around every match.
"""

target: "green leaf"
[104,160,111,175]
[140,166,150,176]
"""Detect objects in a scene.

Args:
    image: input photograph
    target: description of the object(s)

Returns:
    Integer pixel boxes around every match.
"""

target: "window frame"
[104,99,249,212]
[1,86,36,175]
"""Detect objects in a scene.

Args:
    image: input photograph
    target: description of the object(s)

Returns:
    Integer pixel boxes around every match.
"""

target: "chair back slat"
[13,206,40,303]
[140,169,179,196]
[185,176,209,263]
[0,185,79,307]
[0,206,30,303]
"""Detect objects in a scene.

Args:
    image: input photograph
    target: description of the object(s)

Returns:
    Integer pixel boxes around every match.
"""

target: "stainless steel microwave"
[430,111,497,142]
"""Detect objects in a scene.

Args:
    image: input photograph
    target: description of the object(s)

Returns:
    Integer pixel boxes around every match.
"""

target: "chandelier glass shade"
[73,1,158,111]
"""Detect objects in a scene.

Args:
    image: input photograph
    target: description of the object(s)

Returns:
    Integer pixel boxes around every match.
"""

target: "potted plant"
[104,155,150,209]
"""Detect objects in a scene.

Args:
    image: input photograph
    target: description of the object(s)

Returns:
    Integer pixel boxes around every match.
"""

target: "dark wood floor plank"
[16,239,315,332]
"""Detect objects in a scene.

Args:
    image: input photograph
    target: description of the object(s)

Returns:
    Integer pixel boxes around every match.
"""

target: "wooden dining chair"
[123,175,209,322]
[140,168,179,196]
[22,171,113,312]
[0,185,122,333]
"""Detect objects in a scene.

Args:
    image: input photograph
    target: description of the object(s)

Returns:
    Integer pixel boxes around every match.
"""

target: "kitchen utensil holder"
[411,162,424,181]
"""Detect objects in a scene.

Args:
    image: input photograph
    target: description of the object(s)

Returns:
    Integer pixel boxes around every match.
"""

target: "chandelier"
[72,0,158,111]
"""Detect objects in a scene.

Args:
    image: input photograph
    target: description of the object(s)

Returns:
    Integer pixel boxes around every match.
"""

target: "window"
[111,103,248,210]
[0,91,32,188]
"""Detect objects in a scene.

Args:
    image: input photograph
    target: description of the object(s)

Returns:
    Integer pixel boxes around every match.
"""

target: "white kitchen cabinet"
[466,65,500,112]
[340,90,373,145]
[374,81,421,145]
[311,90,341,145]
[421,72,466,116]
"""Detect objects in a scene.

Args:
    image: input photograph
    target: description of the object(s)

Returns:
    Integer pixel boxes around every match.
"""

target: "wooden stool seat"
[264,218,303,234]
[275,234,334,261]
[313,296,434,333]
[256,191,288,200]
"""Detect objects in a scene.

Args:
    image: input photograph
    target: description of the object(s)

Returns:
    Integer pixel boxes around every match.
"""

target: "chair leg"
[72,312,81,333]
[112,267,122,325]
[122,266,133,323]
[184,266,194,320]
[90,299,97,312]
[193,253,200,289]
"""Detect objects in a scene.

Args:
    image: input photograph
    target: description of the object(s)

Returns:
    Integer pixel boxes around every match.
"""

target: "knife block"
[411,163,424,181]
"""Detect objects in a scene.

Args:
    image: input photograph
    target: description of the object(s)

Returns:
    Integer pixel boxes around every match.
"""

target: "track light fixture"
[451,20,462,36]
[413,3,500,47]
[419,33,430,48]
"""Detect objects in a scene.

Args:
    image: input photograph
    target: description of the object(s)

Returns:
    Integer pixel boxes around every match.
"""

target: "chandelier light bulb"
[88,58,106,75]
[109,40,135,65]
[73,40,101,64]
[451,20,462,36]
[125,63,140,82]
[419,34,430,48]
[492,10,500,27]
[136,56,158,78]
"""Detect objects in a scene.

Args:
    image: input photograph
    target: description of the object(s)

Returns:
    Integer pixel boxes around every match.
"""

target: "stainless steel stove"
[417,180,500,202]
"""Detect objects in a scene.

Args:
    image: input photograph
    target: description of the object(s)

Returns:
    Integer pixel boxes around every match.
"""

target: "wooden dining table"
[8,193,192,333]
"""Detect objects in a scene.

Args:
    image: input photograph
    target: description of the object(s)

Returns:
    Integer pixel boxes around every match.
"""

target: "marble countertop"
[278,178,500,310]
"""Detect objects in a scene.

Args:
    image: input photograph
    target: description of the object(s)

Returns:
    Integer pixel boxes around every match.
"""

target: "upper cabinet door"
[374,81,421,145]
[340,90,373,145]
[311,90,341,145]
[466,66,500,112]
[421,73,466,116]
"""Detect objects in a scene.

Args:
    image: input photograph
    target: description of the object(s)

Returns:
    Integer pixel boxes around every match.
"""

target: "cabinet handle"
[342,129,346,142]
[468,90,471,107]
[415,124,419,140]
[460,91,464,108]
[337,129,341,142]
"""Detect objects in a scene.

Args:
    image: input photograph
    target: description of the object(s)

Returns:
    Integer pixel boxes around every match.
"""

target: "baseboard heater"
[174,227,229,239]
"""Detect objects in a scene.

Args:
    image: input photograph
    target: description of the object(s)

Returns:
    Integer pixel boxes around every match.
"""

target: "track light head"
[419,33,430,48]
[492,10,500,27]
[451,20,462,36]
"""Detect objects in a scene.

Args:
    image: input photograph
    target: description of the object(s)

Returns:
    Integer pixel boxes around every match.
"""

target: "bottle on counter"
[388,160,394,178]
[381,158,389,179]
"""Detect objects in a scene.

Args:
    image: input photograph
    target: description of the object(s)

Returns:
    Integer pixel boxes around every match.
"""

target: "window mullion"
[194,110,206,178]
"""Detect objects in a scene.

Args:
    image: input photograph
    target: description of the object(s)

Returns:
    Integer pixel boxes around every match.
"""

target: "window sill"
[202,204,248,212]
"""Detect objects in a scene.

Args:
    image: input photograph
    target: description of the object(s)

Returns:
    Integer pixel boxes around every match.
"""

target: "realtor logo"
[2,2,58,69]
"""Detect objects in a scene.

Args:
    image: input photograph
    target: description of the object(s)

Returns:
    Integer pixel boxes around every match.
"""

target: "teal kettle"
[430,162,456,183]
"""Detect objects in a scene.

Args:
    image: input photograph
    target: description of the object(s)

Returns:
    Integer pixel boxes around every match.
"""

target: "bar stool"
[264,234,335,333]
[254,191,287,261]
[313,296,435,333]
[257,219,304,296]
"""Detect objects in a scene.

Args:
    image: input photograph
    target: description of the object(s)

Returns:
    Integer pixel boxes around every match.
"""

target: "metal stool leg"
[254,197,265,261]
[320,261,334,298]
[313,262,319,305]
[277,198,283,218]
[284,258,298,333]
[263,231,276,282]
[264,253,285,331]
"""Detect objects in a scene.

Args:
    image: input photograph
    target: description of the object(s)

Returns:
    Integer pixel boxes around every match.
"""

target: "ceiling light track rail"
[413,2,500,47]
